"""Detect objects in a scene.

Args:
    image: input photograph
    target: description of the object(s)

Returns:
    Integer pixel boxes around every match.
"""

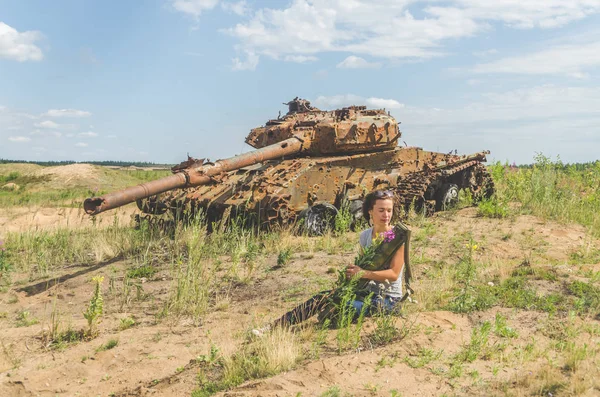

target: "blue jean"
[275,291,400,327]
[351,294,400,315]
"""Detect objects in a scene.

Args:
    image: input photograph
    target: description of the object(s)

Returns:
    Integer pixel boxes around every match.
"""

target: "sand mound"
[1,182,19,191]
[0,163,42,175]
[35,163,100,185]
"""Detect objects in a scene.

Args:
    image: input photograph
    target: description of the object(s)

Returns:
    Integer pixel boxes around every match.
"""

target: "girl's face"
[369,198,394,227]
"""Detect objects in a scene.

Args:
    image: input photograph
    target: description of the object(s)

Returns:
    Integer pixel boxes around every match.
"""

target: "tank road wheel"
[349,199,364,231]
[436,183,459,211]
[300,203,338,236]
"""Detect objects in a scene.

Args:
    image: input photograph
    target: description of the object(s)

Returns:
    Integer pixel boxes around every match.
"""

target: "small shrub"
[16,310,39,327]
[119,317,135,330]
[477,196,509,219]
[83,276,104,337]
[494,313,518,339]
[276,248,293,267]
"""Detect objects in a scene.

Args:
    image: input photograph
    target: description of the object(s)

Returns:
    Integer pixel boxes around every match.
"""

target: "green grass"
[487,156,600,236]
[568,281,600,315]
[127,265,157,279]
[192,329,301,396]
[404,348,442,369]
[477,196,510,218]
[96,338,119,352]
[0,167,172,208]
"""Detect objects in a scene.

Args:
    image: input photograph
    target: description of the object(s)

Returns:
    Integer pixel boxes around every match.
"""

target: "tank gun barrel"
[83,137,304,215]
[431,150,489,170]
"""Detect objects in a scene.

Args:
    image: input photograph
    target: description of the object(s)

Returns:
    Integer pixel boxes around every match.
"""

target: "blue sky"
[1,0,599,164]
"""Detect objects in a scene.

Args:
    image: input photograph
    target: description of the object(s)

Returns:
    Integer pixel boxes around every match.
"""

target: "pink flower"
[0,240,4,252]
[381,229,395,243]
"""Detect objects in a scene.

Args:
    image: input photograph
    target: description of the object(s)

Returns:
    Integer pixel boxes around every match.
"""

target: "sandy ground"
[1,205,599,396]
[0,205,139,239]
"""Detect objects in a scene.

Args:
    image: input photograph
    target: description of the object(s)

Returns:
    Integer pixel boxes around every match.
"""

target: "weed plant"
[276,247,293,267]
[334,202,353,235]
[83,276,104,337]
[15,310,39,327]
[119,317,135,330]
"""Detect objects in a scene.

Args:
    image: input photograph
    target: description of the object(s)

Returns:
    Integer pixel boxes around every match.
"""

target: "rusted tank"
[84,98,493,234]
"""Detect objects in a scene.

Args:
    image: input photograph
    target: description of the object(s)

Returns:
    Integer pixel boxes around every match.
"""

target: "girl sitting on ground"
[252,189,411,336]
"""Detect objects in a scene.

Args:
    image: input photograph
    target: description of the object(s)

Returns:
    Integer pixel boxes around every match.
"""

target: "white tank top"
[359,227,403,298]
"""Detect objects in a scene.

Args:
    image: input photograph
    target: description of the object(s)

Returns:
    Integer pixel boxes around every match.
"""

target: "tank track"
[395,170,442,215]
[395,162,493,216]
[469,163,495,200]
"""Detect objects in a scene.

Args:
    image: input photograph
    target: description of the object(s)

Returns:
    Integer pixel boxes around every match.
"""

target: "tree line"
[0,159,174,168]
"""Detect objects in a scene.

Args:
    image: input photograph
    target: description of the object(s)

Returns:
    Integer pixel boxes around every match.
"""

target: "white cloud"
[0,106,38,135]
[221,0,249,16]
[401,85,600,127]
[31,129,62,138]
[225,0,600,69]
[44,109,92,118]
[8,136,31,142]
[449,1,600,29]
[336,56,381,69]
[171,0,220,17]
[314,95,405,110]
[0,22,43,62]
[314,94,364,109]
[472,49,498,57]
[75,142,88,147]
[473,41,600,77]
[367,98,404,109]
[34,120,60,129]
[231,50,259,71]
[78,131,98,137]
[284,54,317,63]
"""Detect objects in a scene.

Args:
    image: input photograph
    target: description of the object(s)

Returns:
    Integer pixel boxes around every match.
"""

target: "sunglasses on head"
[373,190,394,198]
